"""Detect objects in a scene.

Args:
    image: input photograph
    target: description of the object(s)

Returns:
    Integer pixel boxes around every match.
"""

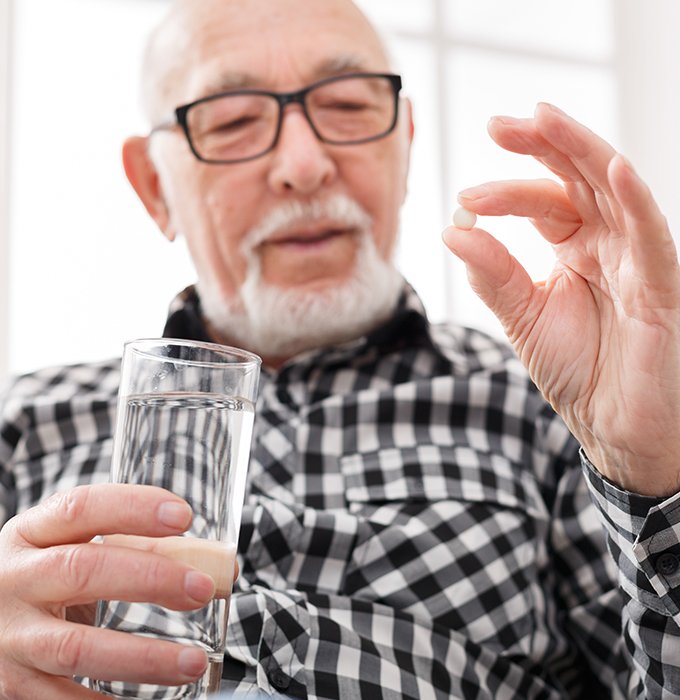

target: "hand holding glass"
[91,339,260,699]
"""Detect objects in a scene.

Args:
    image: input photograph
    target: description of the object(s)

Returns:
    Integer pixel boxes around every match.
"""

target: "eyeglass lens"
[185,75,397,163]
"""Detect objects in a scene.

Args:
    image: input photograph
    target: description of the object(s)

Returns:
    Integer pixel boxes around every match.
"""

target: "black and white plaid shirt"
[2,283,680,699]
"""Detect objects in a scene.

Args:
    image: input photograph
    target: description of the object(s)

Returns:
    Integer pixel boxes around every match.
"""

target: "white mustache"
[239,194,373,255]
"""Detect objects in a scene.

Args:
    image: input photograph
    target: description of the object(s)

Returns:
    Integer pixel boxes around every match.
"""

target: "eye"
[190,94,272,137]
[322,99,370,111]
[211,114,260,132]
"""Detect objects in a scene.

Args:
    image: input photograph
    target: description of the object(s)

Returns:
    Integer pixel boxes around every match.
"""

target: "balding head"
[140,0,392,124]
[123,0,413,365]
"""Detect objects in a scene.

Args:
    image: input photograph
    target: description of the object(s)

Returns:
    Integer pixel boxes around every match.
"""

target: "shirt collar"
[161,281,440,372]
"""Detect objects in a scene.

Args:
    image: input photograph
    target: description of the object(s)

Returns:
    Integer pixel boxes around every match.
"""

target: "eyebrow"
[197,54,377,98]
[314,55,375,76]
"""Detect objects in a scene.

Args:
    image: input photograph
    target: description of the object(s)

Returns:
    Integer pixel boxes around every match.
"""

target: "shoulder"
[1,358,121,424]
[2,358,121,403]
[0,358,121,519]
[0,358,121,462]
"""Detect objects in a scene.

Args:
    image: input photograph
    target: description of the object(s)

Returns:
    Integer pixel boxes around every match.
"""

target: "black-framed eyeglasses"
[150,72,402,165]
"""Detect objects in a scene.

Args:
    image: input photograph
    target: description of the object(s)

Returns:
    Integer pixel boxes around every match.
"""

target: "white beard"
[197,194,403,360]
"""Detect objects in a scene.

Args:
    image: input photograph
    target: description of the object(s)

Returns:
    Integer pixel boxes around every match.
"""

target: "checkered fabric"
[2,283,680,698]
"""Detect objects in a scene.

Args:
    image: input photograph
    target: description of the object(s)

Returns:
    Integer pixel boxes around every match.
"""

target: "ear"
[398,97,415,203]
[122,136,176,241]
[403,96,415,144]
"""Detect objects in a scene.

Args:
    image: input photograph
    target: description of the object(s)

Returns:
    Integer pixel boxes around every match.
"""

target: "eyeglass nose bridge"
[270,87,325,148]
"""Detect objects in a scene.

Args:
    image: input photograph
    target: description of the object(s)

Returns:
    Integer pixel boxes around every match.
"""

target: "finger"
[457,179,581,244]
[533,102,618,201]
[103,534,237,598]
[110,535,242,586]
[487,114,615,227]
[442,225,536,339]
[22,541,216,609]
[20,619,208,685]
[563,180,625,237]
[12,484,193,547]
[486,115,583,182]
[608,154,680,289]
[0,671,103,699]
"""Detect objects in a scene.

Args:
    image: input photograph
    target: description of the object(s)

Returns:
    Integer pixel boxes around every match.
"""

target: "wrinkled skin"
[443,102,680,498]
[0,485,217,698]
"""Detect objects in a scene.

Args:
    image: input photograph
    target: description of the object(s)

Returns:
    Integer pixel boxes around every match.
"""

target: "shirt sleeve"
[0,377,21,525]
[582,450,680,698]
[0,361,119,527]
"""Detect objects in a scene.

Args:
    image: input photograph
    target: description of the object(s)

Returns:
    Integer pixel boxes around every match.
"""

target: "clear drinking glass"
[91,339,261,699]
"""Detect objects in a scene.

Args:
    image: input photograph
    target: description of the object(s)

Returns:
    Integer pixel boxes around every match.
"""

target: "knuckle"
[0,513,20,540]
[4,511,34,546]
[55,626,88,675]
[59,543,102,596]
[53,485,91,526]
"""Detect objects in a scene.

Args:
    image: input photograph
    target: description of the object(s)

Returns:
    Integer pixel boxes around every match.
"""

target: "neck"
[204,318,289,370]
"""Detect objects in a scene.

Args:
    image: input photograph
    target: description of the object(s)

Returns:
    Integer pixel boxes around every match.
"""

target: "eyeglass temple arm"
[149,115,179,135]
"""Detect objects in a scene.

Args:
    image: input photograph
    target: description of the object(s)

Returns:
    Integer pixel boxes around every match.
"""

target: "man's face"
[145,0,412,334]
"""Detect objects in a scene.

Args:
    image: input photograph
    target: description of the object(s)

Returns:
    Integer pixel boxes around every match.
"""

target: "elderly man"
[1,0,680,698]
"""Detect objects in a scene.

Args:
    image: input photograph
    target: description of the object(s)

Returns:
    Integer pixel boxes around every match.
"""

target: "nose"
[267,106,337,195]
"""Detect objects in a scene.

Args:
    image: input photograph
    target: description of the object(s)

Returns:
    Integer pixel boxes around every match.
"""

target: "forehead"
[161,0,390,104]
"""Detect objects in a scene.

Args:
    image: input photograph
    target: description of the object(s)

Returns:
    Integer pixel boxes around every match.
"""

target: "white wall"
[613,0,680,238]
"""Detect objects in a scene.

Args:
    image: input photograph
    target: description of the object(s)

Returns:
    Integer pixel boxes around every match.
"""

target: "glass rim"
[124,337,262,369]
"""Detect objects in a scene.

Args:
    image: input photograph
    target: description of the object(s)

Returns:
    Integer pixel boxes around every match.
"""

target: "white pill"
[452,207,477,230]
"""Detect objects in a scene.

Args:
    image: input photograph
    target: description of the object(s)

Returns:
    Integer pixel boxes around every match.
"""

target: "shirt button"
[268,667,291,692]
[655,552,680,576]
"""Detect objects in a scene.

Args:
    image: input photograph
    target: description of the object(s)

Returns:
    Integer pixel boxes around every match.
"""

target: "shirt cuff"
[581,449,680,617]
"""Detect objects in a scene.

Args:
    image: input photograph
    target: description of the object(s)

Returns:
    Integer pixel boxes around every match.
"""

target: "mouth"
[252,218,365,288]
[262,224,357,251]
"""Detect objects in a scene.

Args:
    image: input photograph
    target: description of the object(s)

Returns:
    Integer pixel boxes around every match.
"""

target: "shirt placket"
[256,590,310,698]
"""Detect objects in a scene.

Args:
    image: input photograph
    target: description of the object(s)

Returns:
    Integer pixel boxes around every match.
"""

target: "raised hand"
[0,484,215,698]
[443,102,680,497]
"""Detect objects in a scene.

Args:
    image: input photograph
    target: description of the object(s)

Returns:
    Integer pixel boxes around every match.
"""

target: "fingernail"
[185,570,215,603]
[613,152,633,171]
[178,647,208,677]
[489,115,521,126]
[157,501,192,529]
[537,101,564,115]
[458,185,488,201]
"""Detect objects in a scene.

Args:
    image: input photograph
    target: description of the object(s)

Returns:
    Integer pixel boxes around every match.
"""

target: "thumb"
[442,225,535,336]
